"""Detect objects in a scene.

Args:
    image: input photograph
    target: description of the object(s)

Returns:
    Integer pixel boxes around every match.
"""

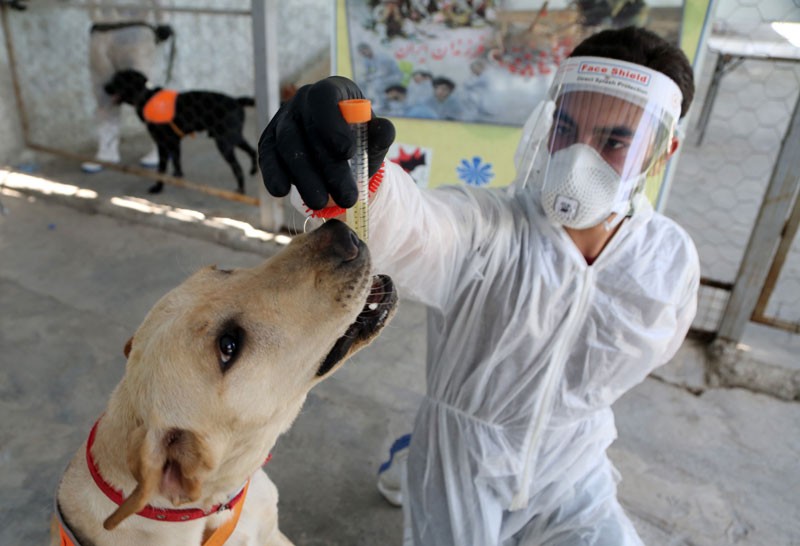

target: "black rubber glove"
[258,76,396,210]
[154,24,173,43]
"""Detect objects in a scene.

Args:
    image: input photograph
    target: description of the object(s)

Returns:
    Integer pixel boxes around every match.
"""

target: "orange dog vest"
[143,89,178,123]
[142,89,186,137]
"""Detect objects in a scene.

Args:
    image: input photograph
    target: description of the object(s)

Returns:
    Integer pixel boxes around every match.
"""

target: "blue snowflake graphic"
[456,156,494,187]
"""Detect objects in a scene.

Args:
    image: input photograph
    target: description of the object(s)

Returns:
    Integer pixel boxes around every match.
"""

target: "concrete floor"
[1,177,799,545]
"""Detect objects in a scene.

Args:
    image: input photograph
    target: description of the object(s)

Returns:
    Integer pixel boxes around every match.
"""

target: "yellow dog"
[51,220,397,546]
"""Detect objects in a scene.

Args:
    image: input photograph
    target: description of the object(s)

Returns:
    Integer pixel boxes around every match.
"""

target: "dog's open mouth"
[317,274,397,376]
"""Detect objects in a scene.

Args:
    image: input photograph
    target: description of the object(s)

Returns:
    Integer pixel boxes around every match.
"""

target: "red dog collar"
[85,420,268,522]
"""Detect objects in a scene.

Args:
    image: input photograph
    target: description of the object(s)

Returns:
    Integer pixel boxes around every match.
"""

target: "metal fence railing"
[667,3,800,340]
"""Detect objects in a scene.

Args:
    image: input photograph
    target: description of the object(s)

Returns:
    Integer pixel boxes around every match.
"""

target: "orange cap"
[338,99,372,123]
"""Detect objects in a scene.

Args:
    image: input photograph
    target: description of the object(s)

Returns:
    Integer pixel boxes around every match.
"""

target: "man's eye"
[554,123,572,136]
[605,138,628,151]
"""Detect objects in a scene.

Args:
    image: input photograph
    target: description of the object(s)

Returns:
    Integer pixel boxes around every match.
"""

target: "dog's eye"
[217,327,244,372]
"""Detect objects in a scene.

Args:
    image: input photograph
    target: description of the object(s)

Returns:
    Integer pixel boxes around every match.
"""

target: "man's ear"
[103,426,215,530]
[650,136,680,176]
[667,136,680,158]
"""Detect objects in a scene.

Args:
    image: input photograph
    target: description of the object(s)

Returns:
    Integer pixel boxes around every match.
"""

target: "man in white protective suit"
[258,26,699,546]
[81,0,172,173]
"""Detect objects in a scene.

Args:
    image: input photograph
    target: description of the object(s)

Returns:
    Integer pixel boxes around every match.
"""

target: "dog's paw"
[148,182,165,194]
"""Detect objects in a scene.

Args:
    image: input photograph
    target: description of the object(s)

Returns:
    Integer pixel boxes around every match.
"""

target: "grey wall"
[0,0,331,160]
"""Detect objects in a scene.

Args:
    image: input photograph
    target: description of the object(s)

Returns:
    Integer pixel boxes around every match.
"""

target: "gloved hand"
[258,76,395,210]
[154,24,173,43]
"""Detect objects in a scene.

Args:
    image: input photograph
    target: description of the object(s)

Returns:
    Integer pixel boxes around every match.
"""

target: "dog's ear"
[103,426,163,530]
[103,426,215,530]
[123,337,133,359]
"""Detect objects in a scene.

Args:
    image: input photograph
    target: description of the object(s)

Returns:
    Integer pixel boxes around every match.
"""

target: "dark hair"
[569,26,694,118]
[432,77,455,90]
[412,70,433,78]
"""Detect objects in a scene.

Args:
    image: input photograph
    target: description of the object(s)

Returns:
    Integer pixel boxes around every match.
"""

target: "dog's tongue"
[361,275,393,315]
[366,278,384,310]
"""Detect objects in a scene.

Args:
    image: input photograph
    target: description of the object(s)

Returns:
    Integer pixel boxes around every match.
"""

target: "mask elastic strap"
[603,172,648,231]
[603,206,629,231]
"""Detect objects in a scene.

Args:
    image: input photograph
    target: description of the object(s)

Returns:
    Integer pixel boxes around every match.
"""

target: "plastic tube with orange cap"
[338,98,372,241]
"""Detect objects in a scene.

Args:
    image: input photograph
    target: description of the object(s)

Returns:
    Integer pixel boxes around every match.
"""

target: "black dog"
[104,69,257,194]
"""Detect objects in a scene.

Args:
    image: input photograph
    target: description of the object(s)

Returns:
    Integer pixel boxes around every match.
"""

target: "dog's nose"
[317,219,361,262]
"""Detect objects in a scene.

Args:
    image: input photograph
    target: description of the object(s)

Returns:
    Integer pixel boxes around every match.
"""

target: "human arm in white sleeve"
[367,161,485,309]
[659,238,700,366]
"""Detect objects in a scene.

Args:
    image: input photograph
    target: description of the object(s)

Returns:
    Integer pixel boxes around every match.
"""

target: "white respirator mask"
[540,143,646,229]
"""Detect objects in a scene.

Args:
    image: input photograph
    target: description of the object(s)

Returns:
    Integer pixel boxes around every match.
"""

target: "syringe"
[338,98,372,241]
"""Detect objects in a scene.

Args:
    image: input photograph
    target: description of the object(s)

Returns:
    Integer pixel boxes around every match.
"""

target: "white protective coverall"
[363,152,699,544]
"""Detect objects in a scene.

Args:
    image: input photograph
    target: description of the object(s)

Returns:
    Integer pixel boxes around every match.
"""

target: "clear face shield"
[515,56,683,230]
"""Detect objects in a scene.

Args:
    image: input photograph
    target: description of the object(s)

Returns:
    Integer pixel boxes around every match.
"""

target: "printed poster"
[335,0,715,197]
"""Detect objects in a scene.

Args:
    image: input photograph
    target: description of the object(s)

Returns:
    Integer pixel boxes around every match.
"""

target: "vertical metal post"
[694,54,736,147]
[751,190,800,324]
[656,0,720,211]
[252,0,283,232]
[716,95,800,343]
[1,3,30,144]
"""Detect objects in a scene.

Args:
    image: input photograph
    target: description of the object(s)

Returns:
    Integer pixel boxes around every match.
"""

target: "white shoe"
[81,152,120,174]
[83,119,121,173]
[81,160,104,173]
[377,434,410,507]
[139,147,159,168]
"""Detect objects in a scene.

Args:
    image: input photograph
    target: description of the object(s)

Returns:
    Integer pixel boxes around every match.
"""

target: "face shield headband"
[516,56,683,230]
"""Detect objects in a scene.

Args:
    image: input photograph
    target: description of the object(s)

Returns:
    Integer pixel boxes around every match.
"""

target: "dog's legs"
[149,138,182,194]
[214,139,246,194]
[148,142,169,194]
[235,135,258,176]
[169,140,184,179]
